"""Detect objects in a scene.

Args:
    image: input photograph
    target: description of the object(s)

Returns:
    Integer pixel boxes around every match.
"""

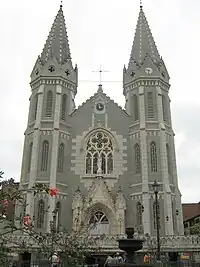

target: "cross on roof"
[92,66,109,84]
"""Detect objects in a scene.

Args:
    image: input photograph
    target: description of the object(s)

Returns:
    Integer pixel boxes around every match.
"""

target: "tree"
[190,223,200,235]
[0,171,99,265]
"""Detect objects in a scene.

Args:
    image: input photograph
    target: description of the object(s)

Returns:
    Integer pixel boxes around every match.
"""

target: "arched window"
[27,142,33,173]
[57,143,64,172]
[37,200,45,228]
[33,94,38,121]
[60,94,67,121]
[85,132,114,175]
[153,201,160,229]
[162,95,168,122]
[136,202,143,226]
[150,141,157,172]
[45,91,53,117]
[134,143,141,174]
[89,211,109,235]
[56,202,61,231]
[147,92,154,119]
[166,143,171,174]
[133,95,139,121]
[41,141,49,171]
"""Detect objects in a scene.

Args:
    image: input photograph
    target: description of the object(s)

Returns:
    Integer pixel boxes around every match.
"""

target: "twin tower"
[19,4,184,237]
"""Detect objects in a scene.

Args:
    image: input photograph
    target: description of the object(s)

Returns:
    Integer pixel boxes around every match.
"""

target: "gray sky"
[0,0,199,203]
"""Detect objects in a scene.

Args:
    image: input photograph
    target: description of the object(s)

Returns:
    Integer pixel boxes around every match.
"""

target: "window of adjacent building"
[153,201,160,229]
[133,94,139,121]
[147,92,154,119]
[136,202,143,226]
[57,143,64,172]
[166,143,171,174]
[60,94,67,121]
[134,143,141,174]
[162,95,168,122]
[150,141,157,172]
[89,211,109,235]
[45,91,53,117]
[37,199,45,228]
[85,132,113,175]
[41,141,49,171]
[27,142,33,173]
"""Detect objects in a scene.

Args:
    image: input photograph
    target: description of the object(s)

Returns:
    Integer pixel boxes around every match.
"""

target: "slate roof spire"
[128,5,160,67]
[40,4,72,66]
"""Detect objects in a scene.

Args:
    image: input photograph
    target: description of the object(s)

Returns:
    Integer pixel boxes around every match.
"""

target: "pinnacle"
[40,5,72,66]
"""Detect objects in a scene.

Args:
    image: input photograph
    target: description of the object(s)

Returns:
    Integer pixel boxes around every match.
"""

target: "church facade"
[19,4,184,238]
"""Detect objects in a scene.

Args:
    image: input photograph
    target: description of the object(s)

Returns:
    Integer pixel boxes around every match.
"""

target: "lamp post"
[152,181,161,262]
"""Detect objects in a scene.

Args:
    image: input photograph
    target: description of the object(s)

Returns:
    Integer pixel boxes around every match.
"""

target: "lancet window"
[134,143,141,174]
[37,199,45,229]
[85,132,113,175]
[153,201,160,229]
[150,141,157,172]
[45,91,53,117]
[133,94,139,121]
[89,211,109,235]
[27,142,33,173]
[136,202,143,226]
[147,92,154,119]
[41,140,49,171]
[57,143,65,172]
[60,94,67,121]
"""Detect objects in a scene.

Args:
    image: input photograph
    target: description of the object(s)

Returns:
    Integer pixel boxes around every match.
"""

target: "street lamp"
[50,208,58,264]
[152,181,161,262]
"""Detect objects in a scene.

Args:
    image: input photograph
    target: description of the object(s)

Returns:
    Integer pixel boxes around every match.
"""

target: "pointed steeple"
[123,5,169,89]
[129,5,160,67]
[40,5,72,66]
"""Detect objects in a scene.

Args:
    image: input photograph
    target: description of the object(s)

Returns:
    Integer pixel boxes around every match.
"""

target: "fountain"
[110,227,150,267]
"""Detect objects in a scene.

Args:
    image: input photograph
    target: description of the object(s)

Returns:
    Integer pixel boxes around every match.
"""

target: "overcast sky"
[0,0,199,203]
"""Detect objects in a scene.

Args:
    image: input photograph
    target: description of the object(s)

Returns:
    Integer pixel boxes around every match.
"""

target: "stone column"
[138,85,151,234]
[26,84,44,216]
[156,86,173,235]
[46,84,62,231]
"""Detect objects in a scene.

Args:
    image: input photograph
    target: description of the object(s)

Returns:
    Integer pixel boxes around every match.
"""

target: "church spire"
[128,5,160,67]
[40,5,72,66]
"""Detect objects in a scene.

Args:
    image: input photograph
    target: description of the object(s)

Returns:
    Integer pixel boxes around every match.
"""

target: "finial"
[140,0,143,9]
[60,0,63,8]
[97,84,103,93]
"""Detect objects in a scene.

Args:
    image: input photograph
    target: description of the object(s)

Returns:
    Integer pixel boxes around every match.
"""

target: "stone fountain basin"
[118,238,144,251]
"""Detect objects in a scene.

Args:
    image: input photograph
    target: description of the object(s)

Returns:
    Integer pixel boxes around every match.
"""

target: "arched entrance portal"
[89,211,110,235]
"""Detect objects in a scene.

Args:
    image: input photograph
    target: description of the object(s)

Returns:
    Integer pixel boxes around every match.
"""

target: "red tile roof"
[182,203,200,222]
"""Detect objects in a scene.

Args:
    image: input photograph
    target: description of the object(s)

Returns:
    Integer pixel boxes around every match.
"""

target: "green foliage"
[190,223,200,235]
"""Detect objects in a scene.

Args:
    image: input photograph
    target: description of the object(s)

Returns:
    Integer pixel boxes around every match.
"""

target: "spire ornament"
[60,0,63,8]
[140,0,143,8]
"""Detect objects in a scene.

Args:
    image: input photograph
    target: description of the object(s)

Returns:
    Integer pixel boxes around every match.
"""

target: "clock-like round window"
[96,103,104,111]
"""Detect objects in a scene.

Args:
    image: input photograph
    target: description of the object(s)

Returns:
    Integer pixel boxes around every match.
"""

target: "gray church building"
[19,3,184,238]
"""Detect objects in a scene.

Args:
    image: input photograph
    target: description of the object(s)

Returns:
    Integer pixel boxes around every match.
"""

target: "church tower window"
[45,91,53,117]
[153,201,160,229]
[147,92,154,119]
[134,143,141,174]
[41,140,49,171]
[27,142,33,173]
[166,143,171,174]
[60,94,67,121]
[85,132,113,175]
[37,199,45,228]
[56,201,61,231]
[150,141,157,172]
[89,211,109,235]
[133,94,139,121]
[57,143,65,172]
[136,202,143,226]
[162,95,168,122]
[33,94,38,121]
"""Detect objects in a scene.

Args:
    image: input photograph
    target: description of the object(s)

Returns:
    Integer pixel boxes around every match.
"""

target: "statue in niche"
[97,156,102,175]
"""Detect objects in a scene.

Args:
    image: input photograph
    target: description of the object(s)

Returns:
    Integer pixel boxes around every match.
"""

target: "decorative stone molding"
[71,126,127,188]
[40,130,53,136]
